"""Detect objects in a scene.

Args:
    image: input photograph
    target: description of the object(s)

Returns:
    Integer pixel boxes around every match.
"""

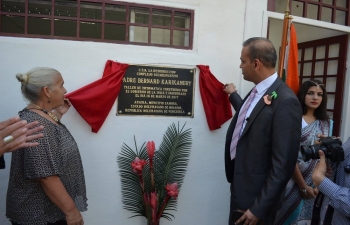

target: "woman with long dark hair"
[275,79,330,224]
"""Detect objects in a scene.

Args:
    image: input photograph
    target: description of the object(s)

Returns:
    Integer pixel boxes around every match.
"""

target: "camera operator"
[312,136,350,224]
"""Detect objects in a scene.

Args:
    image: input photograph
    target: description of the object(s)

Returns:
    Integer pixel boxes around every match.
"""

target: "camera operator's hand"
[316,134,341,144]
[315,134,328,145]
[325,164,332,178]
[312,150,327,187]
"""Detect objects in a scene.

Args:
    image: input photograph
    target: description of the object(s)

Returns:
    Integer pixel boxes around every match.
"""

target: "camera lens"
[301,145,312,162]
[309,145,322,159]
[301,144,324,161]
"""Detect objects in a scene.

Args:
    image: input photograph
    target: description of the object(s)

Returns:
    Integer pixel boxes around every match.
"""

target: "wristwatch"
[300,187,307,195]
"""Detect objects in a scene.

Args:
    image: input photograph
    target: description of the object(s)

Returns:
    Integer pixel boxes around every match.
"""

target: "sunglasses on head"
[307,80,324,87]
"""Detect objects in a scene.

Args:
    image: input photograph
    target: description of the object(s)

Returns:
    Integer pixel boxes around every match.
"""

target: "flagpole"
[277,0,292,78]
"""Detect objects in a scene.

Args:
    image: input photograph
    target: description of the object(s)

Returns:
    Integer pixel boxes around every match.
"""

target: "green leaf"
[155,122,192,218]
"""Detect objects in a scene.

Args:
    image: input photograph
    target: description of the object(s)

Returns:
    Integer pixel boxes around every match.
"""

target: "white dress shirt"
[239,73,278,135]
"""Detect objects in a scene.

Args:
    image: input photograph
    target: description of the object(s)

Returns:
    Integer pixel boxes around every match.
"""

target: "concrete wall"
[0,0,270,224]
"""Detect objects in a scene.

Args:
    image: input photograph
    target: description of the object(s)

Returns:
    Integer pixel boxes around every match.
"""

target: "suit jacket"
[0,155,5,169]
[225,77,302,222]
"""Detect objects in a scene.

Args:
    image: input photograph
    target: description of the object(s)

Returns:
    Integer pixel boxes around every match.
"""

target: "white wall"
[0,0,268,225]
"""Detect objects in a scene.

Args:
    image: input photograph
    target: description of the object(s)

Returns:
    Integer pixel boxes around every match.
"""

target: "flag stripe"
[285,22,299,94]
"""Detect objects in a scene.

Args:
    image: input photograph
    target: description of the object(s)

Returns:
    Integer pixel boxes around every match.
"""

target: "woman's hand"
[53,98,72,120]
[300,185,317,199]
[65,208,84,225]
[39,175,84,225]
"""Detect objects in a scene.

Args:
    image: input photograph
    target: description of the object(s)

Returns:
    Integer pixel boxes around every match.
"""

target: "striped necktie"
[230,87,257,160]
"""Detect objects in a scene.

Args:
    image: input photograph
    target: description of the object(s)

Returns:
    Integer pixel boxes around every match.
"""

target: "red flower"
[131,157,147,175]
[147,141,155,160]
[165,183,179,199]
[150,191,158,210]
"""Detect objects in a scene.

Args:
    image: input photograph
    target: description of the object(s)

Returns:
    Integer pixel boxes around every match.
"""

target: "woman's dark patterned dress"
[6,109,87,225]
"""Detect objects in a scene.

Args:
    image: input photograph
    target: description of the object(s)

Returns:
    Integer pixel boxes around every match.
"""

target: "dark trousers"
[12,220,67,225]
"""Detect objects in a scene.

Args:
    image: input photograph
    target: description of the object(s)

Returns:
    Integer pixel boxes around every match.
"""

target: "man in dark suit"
[223,37,302,225]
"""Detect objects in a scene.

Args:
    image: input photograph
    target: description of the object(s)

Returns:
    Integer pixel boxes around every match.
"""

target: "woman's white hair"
[16,67,60,103]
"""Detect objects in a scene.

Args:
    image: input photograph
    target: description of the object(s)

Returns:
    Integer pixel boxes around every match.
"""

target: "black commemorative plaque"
[117,65,195,117]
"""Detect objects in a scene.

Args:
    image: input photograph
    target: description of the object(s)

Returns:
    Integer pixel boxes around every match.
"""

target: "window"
[0,0,194,49]
[270,0,349,26]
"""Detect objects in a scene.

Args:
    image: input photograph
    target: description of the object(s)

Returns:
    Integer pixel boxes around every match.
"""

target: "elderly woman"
[7,67,87,225]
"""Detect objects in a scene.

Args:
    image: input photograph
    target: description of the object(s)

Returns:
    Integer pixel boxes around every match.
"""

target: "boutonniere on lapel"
[263,91,278,105]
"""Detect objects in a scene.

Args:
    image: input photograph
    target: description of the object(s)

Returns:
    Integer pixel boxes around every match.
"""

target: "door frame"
[262,11,350,138]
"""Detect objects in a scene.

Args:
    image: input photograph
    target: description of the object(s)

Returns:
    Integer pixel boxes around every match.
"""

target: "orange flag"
[284,22,299,94]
